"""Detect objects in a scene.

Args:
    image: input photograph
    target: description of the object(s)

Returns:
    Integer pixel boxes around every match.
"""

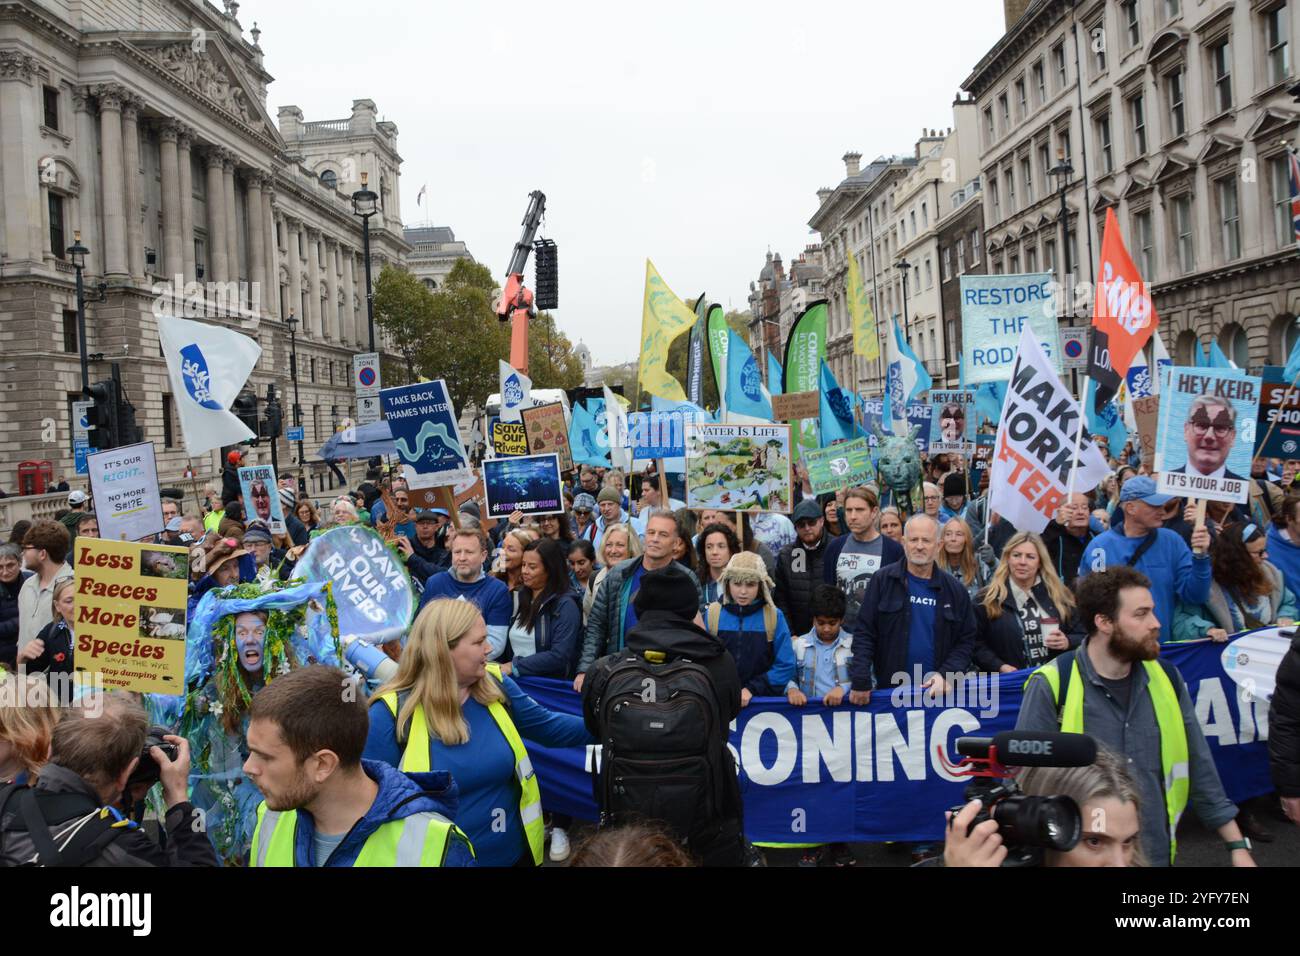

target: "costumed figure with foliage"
[872,423,924,515]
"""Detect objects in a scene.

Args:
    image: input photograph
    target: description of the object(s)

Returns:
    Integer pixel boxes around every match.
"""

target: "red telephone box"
[17,461,53,496]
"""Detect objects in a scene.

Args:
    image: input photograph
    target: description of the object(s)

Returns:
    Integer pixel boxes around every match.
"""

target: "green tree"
[372,265,434,380]
[528,311,585,391]
[421,261,509,414]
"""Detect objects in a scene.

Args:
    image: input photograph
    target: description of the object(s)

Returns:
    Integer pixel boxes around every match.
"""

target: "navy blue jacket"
[510,589,585,680]
[822,533,905,585]
[267,758,475,867]
[0,569,32,665]
[849,561,978,692]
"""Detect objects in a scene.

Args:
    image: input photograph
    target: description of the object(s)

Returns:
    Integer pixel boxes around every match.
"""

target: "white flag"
[990,326,1109,534]
[158,314,262,457]
[416,184,428,207]
[603,385,631,471]
[499,360,532,423]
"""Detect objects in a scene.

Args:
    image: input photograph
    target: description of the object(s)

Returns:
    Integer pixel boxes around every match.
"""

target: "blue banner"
[517,638,1274,843]
[379,379,472,487]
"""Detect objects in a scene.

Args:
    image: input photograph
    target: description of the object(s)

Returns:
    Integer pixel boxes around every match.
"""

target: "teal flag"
[768,352,784,396]
[783,301,827,460]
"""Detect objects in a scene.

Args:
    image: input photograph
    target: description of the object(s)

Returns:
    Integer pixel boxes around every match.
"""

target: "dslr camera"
[939,730,1096,866]
[126,725,179,789]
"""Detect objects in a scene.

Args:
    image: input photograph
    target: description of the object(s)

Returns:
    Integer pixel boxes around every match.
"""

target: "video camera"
[126,726,179,790]
[938,729,1097,867]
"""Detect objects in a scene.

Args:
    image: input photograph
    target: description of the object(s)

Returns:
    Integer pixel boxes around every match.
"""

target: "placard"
[1255,366,1300,460]
[295,525,415,645]
[73,538,188,693]
[379,379,473,488]
[859,397,931,453]
[1156,366,1261,504]
[238,464,286,534]
[928,389,976,454]
[1131,395,1160,469]
[491,418,530,457]
[960,273,1061,384]
[483,453,565,518]
[86,442,164,542]
[770,390,820,422]
[685,423,792,513]
[803,438,876,494]
[520,402,574,473]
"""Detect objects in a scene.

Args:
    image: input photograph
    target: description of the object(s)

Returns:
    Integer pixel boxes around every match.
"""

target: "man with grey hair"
[848,513,977,705]
[1173,395,1244,481]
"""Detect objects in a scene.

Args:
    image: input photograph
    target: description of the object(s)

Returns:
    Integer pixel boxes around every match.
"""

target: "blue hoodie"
[708,601,796,696]
[270,758,476,867]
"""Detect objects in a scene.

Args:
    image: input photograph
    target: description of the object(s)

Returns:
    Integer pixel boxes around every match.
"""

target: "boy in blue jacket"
[705,551,795,706]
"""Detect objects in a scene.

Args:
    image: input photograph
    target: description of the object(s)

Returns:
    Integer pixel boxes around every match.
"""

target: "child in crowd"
[704,552,794,707]
[785,584,855,868]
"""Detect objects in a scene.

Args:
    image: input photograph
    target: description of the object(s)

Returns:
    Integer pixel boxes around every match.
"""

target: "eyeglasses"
[1188,412,1234,437]
[924,495,940,502]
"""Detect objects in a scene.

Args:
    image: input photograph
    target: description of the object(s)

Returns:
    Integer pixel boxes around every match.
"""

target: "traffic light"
[233,390,260,444]
[533,239,558,311]
[261,384,283,440]
[86,379,117,451]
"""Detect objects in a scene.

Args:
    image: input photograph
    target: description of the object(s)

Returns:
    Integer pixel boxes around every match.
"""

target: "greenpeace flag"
[157,314,261,457]
[991,326,1109,533]
[498,360,532,423]
[1089,208,1159,412]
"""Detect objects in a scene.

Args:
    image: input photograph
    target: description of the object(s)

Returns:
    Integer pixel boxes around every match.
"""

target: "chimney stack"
[843,151,862,178]
[1004,0,1031,30]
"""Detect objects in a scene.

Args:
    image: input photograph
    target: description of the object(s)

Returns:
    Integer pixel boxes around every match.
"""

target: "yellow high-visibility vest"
[249,801,464,866]
[379,662,544,865]
[1026,654,1189,863]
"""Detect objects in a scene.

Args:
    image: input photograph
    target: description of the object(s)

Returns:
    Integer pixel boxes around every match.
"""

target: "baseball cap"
[68,490,87,506]
[164,516,184,533]
[792,499,822,523]
[1119,475,1173,507]
[242,524,273,544]
[415,508,449,523]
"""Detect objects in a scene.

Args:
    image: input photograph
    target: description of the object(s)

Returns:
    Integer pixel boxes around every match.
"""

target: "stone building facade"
[964,0,1299,371]
[0,0,408,498]
[403,224,474,292]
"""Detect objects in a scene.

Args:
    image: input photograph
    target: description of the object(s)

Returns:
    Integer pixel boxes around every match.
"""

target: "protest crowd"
[2,228,1300,872]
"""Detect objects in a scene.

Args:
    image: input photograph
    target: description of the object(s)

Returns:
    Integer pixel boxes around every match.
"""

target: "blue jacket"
[822,533,905,585]
[707,601,795,696]
[271,758,476,867]
[849,561,978,692]
[1266,524,1300,603]
[1077,528,1211,643]
[511,589,585,679]
[0,569,32,664]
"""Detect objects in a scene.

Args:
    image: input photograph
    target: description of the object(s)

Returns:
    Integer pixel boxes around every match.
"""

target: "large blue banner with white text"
[517,636,1278,843]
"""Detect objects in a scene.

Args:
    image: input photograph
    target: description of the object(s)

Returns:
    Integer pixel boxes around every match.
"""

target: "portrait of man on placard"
[1171,396,1244,482]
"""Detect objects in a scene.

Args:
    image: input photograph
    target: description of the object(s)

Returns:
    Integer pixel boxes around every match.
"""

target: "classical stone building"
[0,0,408,501]
[403,225,474,292]
[964,0,1299,370]
[746,245,824,389]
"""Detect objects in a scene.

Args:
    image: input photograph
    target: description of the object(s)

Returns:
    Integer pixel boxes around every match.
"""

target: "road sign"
[286,426,305,442]
[72,399,93,440]
[353,353,381,399]
[1061,326,1089,371]
[74,440,94,475]
[357,395,382,426]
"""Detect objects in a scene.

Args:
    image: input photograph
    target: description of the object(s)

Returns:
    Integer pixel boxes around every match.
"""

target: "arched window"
[320,169,337,190]
[1218,324,1249,369]
[1271,314,1300,365]
[1175,329,1199,366]
[423,278,437,290]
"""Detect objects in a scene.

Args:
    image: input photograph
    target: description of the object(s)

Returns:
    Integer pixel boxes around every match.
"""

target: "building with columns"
[403,225,474,291]
[0,0,408,499]
[746,246,824,388]
[964,0,1299,371]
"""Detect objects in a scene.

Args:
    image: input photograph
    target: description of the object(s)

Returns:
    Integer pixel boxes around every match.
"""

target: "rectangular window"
[984,107,995,143]
[1059,129,1071,163]
[1015,78,1027,117]
[1026,246,1038,272]
[1004,168,1016,210]
[1092,24,1107,73]
[993,256,1004,276]
[1039,143,1051,180]
[1122,0,1141,47]
[942,246,951,281]
[1130,93,1148,155]
[1021,157,1033,202]
[1053,43,1067,89]
[1164,0,1180,18]
[162,394,175,449]
[1173,195,1194,272]
[910,210,917,235]
[1134,210,1155,277]
[990,179,1000,219]
[43,86,59,130]
[999,93,1010,132]
[1274,155,1296,248]
[194,238,205,278]
[970,229,981,264]
[1044,237,1057,276]
[1009,252,1020,274]
[310,356,316,383]
[921,202,928,228]
[1032,61,1046,103]
[957,237,966,273]
[924,258,933,289]
[1166,68,1186,137]
[48,193,64,259]
[1267,6,1290,86]
[1096,115,1113,173]
[1218,178,1241,260]
[1210,39,1232,113]
[62,309,78,353]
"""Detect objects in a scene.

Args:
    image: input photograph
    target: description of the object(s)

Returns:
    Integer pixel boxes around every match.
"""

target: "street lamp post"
[351,171,379,353]
[286,310,305,496]
[895,258,912,330]
[1050,150,1076,390]
[66,231,107,395]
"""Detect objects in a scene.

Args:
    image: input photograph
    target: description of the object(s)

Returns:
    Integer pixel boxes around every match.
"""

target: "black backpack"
[0,783,135,866]
[587,651,742,862]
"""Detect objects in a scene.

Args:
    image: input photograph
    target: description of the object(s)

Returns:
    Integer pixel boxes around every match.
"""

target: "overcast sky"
[243,0,1008,367]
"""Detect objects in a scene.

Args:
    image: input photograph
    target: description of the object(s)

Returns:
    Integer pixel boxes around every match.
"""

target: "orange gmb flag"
[1088,208,1160,410]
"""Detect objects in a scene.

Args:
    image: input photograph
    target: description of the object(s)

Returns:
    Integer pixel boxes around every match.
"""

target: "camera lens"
[991,794,1082,851]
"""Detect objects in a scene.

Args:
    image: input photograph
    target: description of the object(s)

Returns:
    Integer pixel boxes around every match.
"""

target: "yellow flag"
[639,259,696,401]
[847,252,879,361]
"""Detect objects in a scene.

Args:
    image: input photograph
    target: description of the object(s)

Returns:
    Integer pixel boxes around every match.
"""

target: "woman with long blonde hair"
[974,531,1082,673]
[365,598,592,867]
[0,673,58,784]
[939,517,986,596]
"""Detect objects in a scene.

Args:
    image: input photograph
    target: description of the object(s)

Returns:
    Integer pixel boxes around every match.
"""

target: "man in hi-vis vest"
[245,666,475,867]
[1017,567,1253,868]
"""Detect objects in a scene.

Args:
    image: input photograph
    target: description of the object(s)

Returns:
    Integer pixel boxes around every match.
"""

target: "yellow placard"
[73,538,189,694]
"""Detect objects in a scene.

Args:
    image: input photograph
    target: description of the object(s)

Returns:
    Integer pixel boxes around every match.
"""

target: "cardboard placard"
[86,442,164,542]
[685,423,792,513]
[1131,395,1160,468]
[1155,366,1261,505]
[379,379,473,489]
[491,419,530,457]
[770,390,820,422]
[520,402,574,473]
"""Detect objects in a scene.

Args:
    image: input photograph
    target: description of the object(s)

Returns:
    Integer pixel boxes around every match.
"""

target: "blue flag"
[882,315,932,431]
[974,380,1007,432]
[1207,340,1235,369]
[725,328,773,420]
[1194,339,1211,368]
[768,352,784,397]
[1086,376,1129,456]
[568,401,609,467]
[1284,324,1300,383]
[819,360,858,446]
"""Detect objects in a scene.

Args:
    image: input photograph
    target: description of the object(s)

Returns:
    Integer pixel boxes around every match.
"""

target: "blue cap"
[1119,475,1173,507]
[415,507,449,521]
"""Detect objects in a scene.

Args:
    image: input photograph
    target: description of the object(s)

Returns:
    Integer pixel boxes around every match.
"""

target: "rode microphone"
[952,730,1097,772]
